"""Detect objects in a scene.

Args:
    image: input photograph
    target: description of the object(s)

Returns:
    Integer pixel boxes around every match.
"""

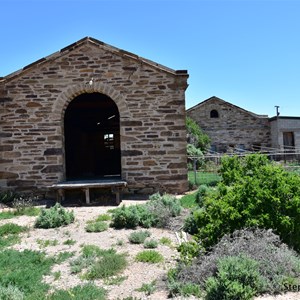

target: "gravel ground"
[1,199,299,300]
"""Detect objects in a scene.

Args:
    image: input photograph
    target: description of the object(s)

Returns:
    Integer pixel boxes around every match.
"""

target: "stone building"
[0,37,189,196]
[269,116,300,150]
[186,96,271,152]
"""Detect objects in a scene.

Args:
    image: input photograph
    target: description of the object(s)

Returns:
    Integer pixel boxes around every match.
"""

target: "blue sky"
[1,0,299,117]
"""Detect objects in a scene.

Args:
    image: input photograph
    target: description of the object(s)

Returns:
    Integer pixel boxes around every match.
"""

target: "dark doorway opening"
[64,93,121,180]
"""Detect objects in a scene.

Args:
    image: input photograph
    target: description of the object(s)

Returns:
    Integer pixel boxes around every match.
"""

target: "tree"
[186,117,210,151]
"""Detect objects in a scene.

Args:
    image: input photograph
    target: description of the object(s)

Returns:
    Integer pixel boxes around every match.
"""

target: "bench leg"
[115,191,120,205]
[112,187,121,205]
[57,189,64,203]
[83,188,90,204]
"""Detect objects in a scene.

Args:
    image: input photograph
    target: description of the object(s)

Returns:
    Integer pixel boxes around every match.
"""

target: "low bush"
[195,185,209,206]
[111,193,182,229]
[0,223,28,249]
[0,191,17,204]
[168,268,202,298]
[144,239,158,249]
[35,203,74,229]
[128,230,151,244]
[176,228,300,294]
[48,283,106,300]
[0,285,24,300]
[205,255,264,300]
[0,249,54,298]
[70,245,127,280]
[0,223,27,235]
[85,221,108,232]
[95,214,111,221]
[135,250,164,264]
[136,280,156,295]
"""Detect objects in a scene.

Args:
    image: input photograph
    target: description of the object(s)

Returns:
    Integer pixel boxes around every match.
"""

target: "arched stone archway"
[64,92,121,180]
[52,82,130,120]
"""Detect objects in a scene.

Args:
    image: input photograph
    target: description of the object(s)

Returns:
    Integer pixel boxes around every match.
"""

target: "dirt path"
[1,200,299,299]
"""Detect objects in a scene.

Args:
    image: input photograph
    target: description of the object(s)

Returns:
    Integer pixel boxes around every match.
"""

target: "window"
[104,133,114,150]
[210,109,219,118]
[283,132,295,148]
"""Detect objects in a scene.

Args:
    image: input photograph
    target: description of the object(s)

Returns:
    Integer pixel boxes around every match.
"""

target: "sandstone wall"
[0,38,188,195]
[187,97,271,152]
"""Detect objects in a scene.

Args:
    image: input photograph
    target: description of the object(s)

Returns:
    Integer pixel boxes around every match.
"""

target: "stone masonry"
[187,96,271,152]
[0,37,189,195]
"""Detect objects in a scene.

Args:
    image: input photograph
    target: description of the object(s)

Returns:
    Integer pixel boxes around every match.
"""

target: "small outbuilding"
[187,96,271,152]
[0,37,189,198]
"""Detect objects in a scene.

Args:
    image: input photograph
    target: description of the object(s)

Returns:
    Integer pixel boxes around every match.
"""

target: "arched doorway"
[64,92,121,180]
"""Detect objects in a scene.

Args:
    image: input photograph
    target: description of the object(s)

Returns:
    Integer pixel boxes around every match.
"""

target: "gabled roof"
[187,96,268,118]
[1,37,188,82]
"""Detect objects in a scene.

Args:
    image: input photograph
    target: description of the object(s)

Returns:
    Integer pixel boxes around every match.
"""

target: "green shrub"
[85,251,127,280]
[135,250,163,264]
[0,223,27,249]
[177,240,202,265]
[144,239,158,249]
[85,221,108,232]
[63,239,76,246]
[37,239,58,248]
[0,223,27,235]
[70,245,127,280]
[0,191,17,204]
[136,280,156,295]
[0,249,54,298]
[35,203,74,229]
[196,185,209,206]
[0,285,24,300]
[110,205,141,229]
[146,193,182,228]
[177,228,300,294]
[185,154,300,251]
[167,268,202,298]
[128,230,151,244]
[111,193,182,229]
[159,237,172,247]
[48,283,106,300]
[205,255,264,300]
[95,214,111,221]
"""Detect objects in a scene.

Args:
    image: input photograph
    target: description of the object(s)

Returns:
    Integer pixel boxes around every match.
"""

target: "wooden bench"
[50,179,127,204]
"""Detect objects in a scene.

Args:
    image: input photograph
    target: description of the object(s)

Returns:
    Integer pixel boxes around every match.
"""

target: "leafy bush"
[186,117,210,151]
[70,245,127,280]
[87,251,127,280]
[185,154,300,251]
[85,221,108,232]
[177,240,202,265]
[48,284,106,300]
[35,203,74,229]
[110,205,142,229]
[128,230,151,244]
[0,223,27,235]
[146,193,182,228]
[95,214,111,221]
[0,249,54,298]
[195,185,209,206]
[136,281,156,295]
[205,255,264,300]
[0,191,17,204]
[0,285,24,300]
[168,268,202,298]
[135,250,164,264]
[176,228,300,294]
[144,239,158,249]
[111,193,182,229]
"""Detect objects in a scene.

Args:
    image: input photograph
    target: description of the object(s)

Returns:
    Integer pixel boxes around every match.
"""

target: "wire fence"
[188,147,300,187]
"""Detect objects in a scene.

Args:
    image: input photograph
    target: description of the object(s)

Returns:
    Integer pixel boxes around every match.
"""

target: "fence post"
[193,158,198,185]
